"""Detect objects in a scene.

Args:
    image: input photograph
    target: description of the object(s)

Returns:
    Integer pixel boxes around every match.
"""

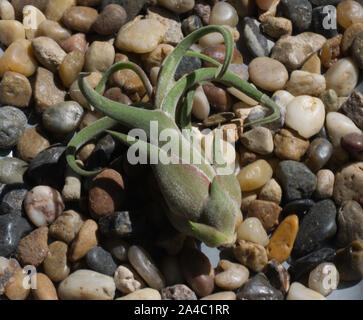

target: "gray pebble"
[42,101,84,136]
[86,246,118,276]
[243,17,274,57]
[0,157,28,185]
[0,106,27,149]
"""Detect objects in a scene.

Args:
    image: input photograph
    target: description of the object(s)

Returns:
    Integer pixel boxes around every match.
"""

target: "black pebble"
[293,199,337,258]
[288,247,336,280]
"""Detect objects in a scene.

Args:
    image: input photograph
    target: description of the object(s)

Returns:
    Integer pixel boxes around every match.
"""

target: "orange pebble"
[267,214,299,263]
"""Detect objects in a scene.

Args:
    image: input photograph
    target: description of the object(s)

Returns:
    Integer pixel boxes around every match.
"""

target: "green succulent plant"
[66,25,280,248]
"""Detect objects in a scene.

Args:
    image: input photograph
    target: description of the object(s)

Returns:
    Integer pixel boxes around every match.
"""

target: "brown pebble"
[43,241,70,283]
[32,273,58,300]
[104,87,132,105]
[16,227,49,267]
[62,6,99,33]
[341,132,363,161]
[16,127,50,163]
[60,33,89,54]
[180,247,215,298]
[320,34,342,69]
[267,215,299,263]
[49,210,85,244]
[69,219,98,262]
[274,129,310,161]
[88,169,126,219]
[247,200,282,232]
[201,45,243,67]
[92,4,127,35]
[202,85,233,112]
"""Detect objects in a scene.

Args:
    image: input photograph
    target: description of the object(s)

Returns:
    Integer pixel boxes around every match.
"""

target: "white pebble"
[285,70,326,97]
[326,112,362,147]
[58,270,115,300]
[62,160,83,202]
[286,282,326,300]
[308,263,339,296]
[285,95,325,139]
[192,86,210,120]
[24,186,64,227]
[114,266,143,294]
[315,169,335,199]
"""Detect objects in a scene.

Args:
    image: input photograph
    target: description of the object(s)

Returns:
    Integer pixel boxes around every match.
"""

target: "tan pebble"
[59,50,85,88]
[337,0,363,29]
[315,169,335,199]
[23,5,46,40]
[259,178,282,204]
[70,72,104,108]
[16,127,50,162]
[267,215,299,263]
[113,265,144,294]
[37,20,72,44]
[285,70,326,96]
[215,260,249,291]
[0,71,32,108]
[85,41,115,73]
[333,162,363,205]
[237,217,269,246]
[16,227,49,267]
[141,43,174,72]
[69,219,98,262]
[43,241,70,283]
[32,273,58,300]
[45,0,76,22]
[273,129,310,161]
[117,288,161,300]
[34,67,66,113]
[49,210,85,244]
[116,17,167,54]
[31,36,67,72]
[248,57,288,92]
[233,240,268,272]
[5,268,30,300]
[260,16,292,39]
[12,0,48,20]
[270,32,326,71]
[325,57,359,97]
[76,142,96,162]
[341,23,363,55]
[0,258,20,295]
[247,199,282,232]
[0,1,15,20]
[0,20,25,47]
[0,39,38,78]
[301,53,321,74]
[58,269,115,300]
[201,291,237,300]
[237,159,273,192]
